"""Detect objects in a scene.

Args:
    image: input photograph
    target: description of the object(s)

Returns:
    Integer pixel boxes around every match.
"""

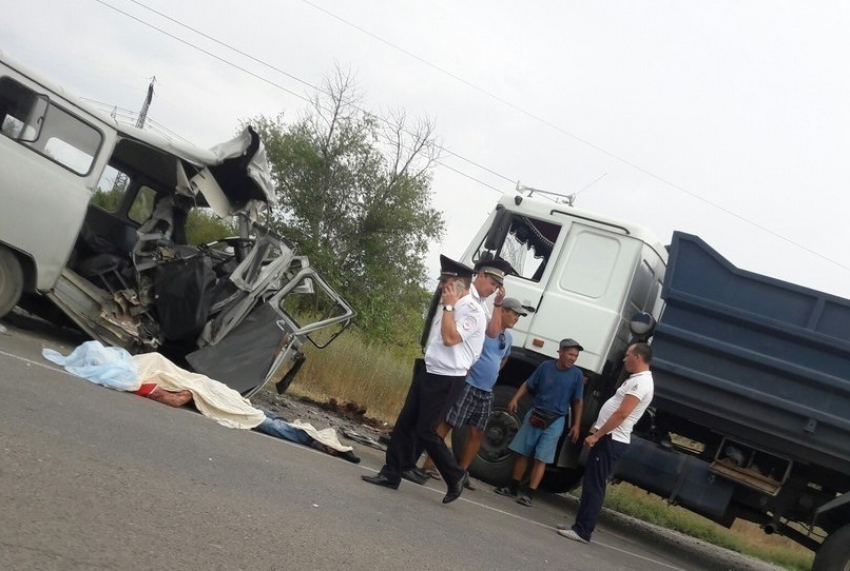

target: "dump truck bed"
[651,232,850,477]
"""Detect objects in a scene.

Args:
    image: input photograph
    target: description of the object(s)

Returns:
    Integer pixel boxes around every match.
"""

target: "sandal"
[516,495,533,507]
[494,486,517,497]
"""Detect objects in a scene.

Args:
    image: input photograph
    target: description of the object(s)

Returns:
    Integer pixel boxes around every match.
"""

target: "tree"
[246,68,445,345]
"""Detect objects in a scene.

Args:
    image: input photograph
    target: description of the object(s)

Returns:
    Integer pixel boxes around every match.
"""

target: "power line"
[293,0,850,273]
[93,0,313,106]
[116,0,516,189]
[95,0,850,273]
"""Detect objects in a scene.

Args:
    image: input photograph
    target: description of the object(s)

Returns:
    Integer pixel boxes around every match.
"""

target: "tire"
[813,523,850,571]
[0,246,24,319]
[540,466,585,493]
[452,384,531,486]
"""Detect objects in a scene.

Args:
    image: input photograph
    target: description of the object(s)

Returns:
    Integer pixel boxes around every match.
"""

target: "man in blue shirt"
[494,338,585,507]
[443,297,527,489]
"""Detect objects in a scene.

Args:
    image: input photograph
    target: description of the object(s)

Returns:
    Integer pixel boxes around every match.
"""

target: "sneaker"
[516,495,533,507]
[556,523,569,531]
[557,528,589,544]
[494,486,517,497]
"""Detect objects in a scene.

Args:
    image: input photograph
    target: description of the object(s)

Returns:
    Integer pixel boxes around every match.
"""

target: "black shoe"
[341,450,361,464]
[443,471,467,504]
[401,468,429,486]
[463,472,476,491]
[362,473,400,489]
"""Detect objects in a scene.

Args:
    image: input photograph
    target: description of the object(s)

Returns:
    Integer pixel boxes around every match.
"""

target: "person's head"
[438,255,475,297]
[623,342,652,373]
[499,297,527,330]
[556,338,583,370]
[473,258,515,298]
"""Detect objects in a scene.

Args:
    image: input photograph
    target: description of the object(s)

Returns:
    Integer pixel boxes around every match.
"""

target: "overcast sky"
[4,0,850,298]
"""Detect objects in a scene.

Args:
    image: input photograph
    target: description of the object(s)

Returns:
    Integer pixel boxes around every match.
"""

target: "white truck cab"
[436,191,667,486]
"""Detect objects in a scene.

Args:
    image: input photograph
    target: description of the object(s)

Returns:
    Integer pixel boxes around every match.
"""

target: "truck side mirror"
[484,205,511,251]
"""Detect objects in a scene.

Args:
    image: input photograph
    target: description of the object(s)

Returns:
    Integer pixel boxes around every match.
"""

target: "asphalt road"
[0,315,770,571]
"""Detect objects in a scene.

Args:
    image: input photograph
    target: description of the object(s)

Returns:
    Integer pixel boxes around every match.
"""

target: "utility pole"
[135,77,155,129]
[112,77,156,193]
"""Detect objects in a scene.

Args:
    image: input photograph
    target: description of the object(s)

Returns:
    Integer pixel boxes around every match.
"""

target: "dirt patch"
[250,389,391,451]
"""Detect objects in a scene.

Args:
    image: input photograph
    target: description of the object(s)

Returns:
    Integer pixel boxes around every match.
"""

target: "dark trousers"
[573,435,629,541]
[380,368,465,486]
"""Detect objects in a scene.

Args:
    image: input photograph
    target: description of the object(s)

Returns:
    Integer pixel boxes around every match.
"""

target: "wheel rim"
[479,410,521,463]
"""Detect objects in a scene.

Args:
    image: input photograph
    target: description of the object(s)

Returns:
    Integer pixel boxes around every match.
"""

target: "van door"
[0,73,109,291]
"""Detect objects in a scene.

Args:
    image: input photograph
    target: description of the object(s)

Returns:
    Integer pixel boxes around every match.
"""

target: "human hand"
[494,286,505,305]
[584,432,600,448]
[508,399,518,414]
[441,281,460,305]
[569,425,581,443]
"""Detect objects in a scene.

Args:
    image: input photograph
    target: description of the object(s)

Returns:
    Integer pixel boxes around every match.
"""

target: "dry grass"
[283,332,817,571]
[283,331,415,423]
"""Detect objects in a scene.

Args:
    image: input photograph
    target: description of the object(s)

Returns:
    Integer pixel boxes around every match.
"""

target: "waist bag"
[529,408,560,429]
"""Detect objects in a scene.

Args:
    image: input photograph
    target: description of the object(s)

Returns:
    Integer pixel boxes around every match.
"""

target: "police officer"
[362,255,487,504]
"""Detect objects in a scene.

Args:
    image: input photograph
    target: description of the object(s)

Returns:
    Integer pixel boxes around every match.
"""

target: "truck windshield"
[474,213,561,282]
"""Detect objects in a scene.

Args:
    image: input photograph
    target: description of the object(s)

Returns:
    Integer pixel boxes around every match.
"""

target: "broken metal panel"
[186,302,297,396]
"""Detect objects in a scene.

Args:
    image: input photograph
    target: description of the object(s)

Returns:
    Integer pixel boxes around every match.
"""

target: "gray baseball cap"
[559,338,584,351]
[500,297,528,316]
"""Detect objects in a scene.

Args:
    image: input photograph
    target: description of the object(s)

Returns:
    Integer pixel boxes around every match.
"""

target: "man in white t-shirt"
[557,342,654,544]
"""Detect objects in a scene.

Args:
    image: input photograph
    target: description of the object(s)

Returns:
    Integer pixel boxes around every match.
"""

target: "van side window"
[128,186,156,224]
[474,214,561,282]
[93,164,133,212]
[0,77,101,175]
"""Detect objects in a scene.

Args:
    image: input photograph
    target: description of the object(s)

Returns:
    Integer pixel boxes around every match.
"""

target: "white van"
[0,52,354,395]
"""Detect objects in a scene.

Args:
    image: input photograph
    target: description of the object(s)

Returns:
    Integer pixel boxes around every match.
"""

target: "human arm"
[507,381,529,413]
[440,281,462,346]
[485,286,506,338]
[568,398,583,443]
[584,394,641,447]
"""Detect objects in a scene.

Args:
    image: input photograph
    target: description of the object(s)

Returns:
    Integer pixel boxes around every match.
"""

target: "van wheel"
[452,384,531,486]
[0,246,24,319]
[813,523,850,571]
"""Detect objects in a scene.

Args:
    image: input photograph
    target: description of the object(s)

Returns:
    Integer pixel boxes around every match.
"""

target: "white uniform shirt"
[424,292,486,376]
[593,370,654,444]
[469,282,492,321]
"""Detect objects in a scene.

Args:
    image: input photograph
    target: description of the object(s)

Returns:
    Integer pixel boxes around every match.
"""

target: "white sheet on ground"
[289,419,352,452]
[133,352,265,430]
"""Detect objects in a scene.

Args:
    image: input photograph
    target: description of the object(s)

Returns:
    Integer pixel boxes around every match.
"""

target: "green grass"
[597,483,814,571]
[282,330,816,571]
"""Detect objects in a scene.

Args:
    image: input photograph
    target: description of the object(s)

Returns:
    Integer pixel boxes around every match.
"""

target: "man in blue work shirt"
[494,338,584,507]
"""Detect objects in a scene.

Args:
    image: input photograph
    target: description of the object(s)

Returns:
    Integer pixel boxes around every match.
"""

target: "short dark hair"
[630,342,653,363]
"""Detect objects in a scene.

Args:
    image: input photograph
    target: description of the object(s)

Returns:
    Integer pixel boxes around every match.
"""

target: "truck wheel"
[0,246,24,319]
[452,384,531,486]
[813,524,850,571]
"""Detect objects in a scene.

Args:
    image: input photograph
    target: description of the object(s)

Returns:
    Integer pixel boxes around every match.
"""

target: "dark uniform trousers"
[379,366,466,487]
[573,434,629,541]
